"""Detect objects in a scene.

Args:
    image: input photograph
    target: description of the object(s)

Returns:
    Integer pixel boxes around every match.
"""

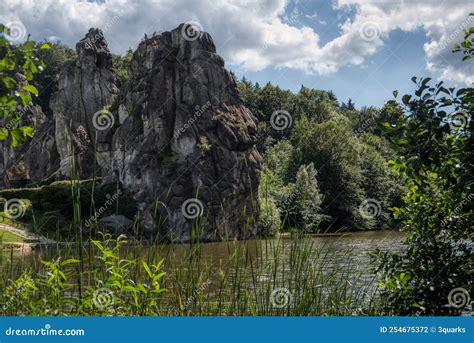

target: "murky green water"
[2,230,405,277]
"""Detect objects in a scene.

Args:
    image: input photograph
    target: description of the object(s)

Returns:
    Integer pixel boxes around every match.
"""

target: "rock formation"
[1,24,262,242]
[51,28,118,178]
[0,104,59,186]
[108,24,261,241]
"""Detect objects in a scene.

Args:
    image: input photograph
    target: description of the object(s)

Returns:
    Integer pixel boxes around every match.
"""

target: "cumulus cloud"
[0,0,472,84]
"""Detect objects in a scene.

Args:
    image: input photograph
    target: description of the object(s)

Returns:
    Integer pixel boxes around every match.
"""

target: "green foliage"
[0,234,382,316]
[372,75,473,315]
[238,78,401,231]
[33,41,76,114]
[0,23,49,146]
[0,180,137,238]
[112,49,133,88]
[257,191,281,237]
[453,13,474,61]
[0,234,166,315]
[289,163,326,232]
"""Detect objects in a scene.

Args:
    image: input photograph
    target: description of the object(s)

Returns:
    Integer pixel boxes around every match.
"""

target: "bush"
[257,194,281,237]
[0,181,137,237]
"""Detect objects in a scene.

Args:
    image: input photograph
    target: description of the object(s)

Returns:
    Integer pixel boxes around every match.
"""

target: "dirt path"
[0,223,55,244]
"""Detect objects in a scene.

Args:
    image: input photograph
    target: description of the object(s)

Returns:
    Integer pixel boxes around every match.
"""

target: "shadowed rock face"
[1,25,262,242]
[0,105,59,186]
[108,24,262,242]
[50,28,118,178]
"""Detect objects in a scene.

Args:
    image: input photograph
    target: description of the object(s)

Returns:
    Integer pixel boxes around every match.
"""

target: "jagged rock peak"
[51,27,118,178]
[76,28,114,70]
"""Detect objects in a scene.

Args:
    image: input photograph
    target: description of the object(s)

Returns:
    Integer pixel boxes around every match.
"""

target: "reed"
[0,231,383,316]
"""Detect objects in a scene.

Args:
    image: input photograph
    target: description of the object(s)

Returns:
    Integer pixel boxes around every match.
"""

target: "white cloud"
[0,0,472,84]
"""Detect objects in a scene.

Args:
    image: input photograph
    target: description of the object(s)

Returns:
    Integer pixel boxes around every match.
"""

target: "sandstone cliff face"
[109,25,262,241]
[50,28,118,178]
[0,104,59,186]
[1,25,262,242]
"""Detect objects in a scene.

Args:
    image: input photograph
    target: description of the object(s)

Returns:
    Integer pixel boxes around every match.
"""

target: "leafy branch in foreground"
[0,23,50,147]
[372,76,473,315]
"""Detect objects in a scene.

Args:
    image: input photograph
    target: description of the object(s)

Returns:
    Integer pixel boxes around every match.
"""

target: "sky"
[1,0,473,108]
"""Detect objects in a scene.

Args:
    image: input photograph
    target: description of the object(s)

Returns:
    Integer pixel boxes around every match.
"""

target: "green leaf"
[421,77,431,86]
[18,91,32,106]
[19,126,34,138]
[39,43,51,49]
[393,90,398,98]
[142,261,153,278]
[22,84,39,96]
[2,76,16,88]
[0,128,8,141]
[402,94,411,106]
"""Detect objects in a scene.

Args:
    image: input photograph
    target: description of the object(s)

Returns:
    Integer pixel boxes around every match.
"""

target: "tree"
[372,31,473,314]
[112,48,133,89]
[341,98,355,110]
[292,163,326,232]
[0,24,50,146]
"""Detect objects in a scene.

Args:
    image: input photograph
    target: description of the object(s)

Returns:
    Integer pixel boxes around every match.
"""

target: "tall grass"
[0,231,383,316]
